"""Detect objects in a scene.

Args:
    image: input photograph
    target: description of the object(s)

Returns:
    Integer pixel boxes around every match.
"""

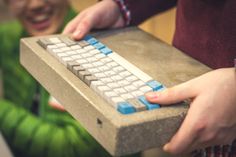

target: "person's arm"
[124,0,177,25]
[145,67,236,154]
[63,0,177,39]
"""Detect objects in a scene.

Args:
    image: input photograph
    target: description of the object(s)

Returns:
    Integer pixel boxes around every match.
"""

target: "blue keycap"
[157,86,166,92]
[100,47,112,55]
[83,35,93,41]
[93,42,105,50]
[138,96,160,110]
[86,37,98,45]
[117,102,136,114]
[146,80,163,91]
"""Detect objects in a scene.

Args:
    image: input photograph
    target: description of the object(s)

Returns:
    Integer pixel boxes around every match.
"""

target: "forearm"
[120,0,177,25]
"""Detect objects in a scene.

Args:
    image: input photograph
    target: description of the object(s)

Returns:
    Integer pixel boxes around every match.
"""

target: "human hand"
[48,96,65,111]
[145,68,236,155]
[63,0,125,40]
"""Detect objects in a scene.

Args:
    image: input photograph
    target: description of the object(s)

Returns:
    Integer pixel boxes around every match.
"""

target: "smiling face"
[7,0,69,36]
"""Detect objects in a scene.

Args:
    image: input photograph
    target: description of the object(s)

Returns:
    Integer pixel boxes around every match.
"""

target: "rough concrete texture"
[20,27,211,156]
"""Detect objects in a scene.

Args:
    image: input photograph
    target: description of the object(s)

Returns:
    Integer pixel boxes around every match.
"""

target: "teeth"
[32,14,50,23]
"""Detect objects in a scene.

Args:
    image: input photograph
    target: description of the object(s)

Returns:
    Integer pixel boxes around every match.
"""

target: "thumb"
[145,81,198,105]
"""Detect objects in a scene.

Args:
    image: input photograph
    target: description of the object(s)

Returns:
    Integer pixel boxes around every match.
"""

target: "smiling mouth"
[26,8,53,31]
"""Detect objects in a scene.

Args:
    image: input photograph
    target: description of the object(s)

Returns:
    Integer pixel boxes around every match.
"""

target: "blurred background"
[0,0,177,157]
[0,0,176,45]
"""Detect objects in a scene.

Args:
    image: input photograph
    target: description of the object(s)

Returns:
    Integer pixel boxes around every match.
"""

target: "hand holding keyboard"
[20,28,210,156]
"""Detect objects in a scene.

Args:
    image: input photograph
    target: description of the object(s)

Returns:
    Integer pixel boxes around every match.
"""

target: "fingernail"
[145,92,158,100]
[73,30,81,38]
[163,143,169,152]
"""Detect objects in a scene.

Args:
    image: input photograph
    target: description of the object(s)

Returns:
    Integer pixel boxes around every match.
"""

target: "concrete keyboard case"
[20,27,210,156]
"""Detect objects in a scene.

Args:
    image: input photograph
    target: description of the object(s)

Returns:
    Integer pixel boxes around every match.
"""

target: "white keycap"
[50,37,61,44]
[120,93,134,100]
[81,53,92,58]
[76,59,88,64]
[94,73,106,78]
[104,91,118,99]
[47,45,58,49]
[114,88,127,94]
[71,54,82,60]
[117,80,130,86]
[93,61,104,67]
[126,75,138,82]
[97,86,111,96]
[111,75,123,81]
[131,91,144,97]
[107,82,120,89]
[133,80,145,88]
[139,86,153,93]
[87,57,99,63]
[90,80,104,89]
[87,68,100,74]
[60,47,71,52]
[104,70,116,76]
[70,45,81,50]
[98,66,110,72]
[124,85,137,92]
[107,62,119,68]
[66,51,77,56]
[56,52,68,58]
[119,71,131,78]
[84,45,94,50]
[76,49,87,54]
[51,48,63,54]
[89,49,100,55]
[113,66,125,73]
[56,43,66,48]
[100,78,113,83]
[100,57,112,63]
[108,52,152,82]
[97,85,111,91]
[61,57,73,65]
[95,54,106,59]
[81,63,94,69]
[110,97,125,108]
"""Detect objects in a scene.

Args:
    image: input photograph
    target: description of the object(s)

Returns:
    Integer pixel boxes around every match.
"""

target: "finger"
[72,15,95,40]
[163,101,201,154]
[145,80,198,105]
[63,14,84,34]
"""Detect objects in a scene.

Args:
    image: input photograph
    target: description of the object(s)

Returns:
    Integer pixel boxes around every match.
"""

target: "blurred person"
[63,0,236,156]
[0,0,140,157]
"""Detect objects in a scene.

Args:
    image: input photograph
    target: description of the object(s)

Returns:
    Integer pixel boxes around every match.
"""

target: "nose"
[27,0,46,10]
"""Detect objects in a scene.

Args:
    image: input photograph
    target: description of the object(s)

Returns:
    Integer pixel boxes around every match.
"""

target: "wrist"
[113,0,131,26]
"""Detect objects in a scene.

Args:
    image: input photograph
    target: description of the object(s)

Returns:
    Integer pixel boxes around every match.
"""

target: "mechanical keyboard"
[20,27,210,156]
[38,35,165,114]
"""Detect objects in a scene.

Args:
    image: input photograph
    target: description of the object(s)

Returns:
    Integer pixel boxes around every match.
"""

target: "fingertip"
[163,142,181,155]
[163,143,170,152]
[72,30,82,40]
[145,92,159,101]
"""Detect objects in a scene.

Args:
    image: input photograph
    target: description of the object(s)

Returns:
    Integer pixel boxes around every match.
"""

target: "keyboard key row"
[38,36,165,114]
